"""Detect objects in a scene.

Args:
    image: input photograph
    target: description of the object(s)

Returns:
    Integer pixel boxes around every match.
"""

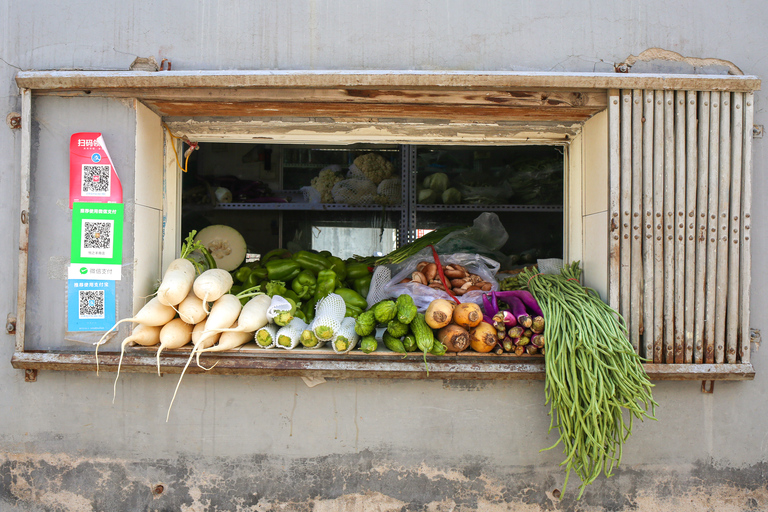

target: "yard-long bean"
[521,262,657,499]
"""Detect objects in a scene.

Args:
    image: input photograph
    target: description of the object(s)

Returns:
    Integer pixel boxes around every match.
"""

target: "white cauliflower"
[310,167,344,203]
[352,153,395,185]
[332,178,378,205]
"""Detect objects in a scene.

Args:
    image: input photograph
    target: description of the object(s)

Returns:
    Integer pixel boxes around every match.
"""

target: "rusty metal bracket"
[160,59,172,71]
[701,380,715,393]
[25,369,37,382]
[6,112,21,130]
[6,313,16,334]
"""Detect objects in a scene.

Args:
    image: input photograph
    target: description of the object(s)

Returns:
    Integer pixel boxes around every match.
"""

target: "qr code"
[81,164,111,195]
[78,289,105,319]
[81,220,114,259]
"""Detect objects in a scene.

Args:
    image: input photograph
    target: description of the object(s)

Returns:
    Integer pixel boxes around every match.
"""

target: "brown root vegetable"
[437,324,470,352]
[423,263,438,281]
[469,321,498,353]
[425,299,455,329]
[443,266,466,279]
[452,302,483,329]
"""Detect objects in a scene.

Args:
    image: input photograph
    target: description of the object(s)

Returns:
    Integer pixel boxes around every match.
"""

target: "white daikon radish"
[155,318,195,376]
[94,296,176,375]
[193,268,233,314]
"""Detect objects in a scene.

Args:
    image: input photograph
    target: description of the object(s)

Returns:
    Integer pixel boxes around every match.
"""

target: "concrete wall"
[2,1,767,510]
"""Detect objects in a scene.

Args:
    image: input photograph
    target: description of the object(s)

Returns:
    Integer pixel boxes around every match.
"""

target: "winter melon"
[193,225,247,271]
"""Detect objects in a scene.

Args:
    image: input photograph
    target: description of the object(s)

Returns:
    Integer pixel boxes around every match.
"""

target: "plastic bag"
[434,212,508,254]
[367,248,500,312]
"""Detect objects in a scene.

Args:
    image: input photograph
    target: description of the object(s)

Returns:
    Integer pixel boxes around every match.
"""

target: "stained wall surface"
[1,2,767,510]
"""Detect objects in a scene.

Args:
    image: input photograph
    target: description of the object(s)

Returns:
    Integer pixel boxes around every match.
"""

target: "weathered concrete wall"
[1,1,767,510]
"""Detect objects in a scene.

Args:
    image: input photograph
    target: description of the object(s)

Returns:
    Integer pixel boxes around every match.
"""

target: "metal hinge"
[751,328,761,352]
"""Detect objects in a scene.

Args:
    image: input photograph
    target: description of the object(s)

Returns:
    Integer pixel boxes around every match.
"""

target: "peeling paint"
[1,452,767,511]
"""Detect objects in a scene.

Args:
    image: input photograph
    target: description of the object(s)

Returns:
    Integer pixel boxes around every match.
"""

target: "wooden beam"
[15,70,761,93]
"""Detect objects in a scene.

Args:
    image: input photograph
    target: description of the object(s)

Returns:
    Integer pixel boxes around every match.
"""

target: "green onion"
[353,225,465,266]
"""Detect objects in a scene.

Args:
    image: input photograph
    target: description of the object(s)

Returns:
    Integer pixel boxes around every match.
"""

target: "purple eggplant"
[482,293,498,317]
[493,290,543,317]
[502,337,516,352]
[507,326,524,339]
[531,316,545,334]
[531,333,545,348]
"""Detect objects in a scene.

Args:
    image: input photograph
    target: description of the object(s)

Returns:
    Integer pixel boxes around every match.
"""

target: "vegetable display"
[520,262,657,499]
[100,226,656,497]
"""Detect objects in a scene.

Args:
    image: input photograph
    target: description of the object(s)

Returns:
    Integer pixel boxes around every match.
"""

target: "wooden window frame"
[11,70,760,380]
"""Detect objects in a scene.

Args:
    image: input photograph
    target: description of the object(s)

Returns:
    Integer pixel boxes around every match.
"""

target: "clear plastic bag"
[367,248,500,312]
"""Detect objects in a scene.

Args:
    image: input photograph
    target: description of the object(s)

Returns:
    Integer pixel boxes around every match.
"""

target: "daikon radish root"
[111,324,162,402]
[94,296,176,375]
[193,269,233,314]
[177,289,209,325]
[155,318,195,376]
[196,322,255,370]
[168,294,242,421]
[216,294,271,334]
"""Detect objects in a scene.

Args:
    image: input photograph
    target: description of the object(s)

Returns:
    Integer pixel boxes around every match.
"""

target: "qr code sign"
[81,164,111,195]
[81,219,114,259]
[78,289,105,319]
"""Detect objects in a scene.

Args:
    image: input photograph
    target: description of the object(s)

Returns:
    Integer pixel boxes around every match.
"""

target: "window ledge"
[11,350,755,381]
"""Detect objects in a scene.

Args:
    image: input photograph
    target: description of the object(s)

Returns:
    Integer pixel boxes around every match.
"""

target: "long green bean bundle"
[521,262,657,499]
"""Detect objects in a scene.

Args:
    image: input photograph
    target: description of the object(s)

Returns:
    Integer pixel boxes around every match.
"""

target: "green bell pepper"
[233,266,252,284]
[291,269,317,300]
[302,297,318,322]
[314,269,337,300]
[261,248,291,263]
[265,259,301,282]
[282,290,301,307]
[327,256,347,281]
[318,250,332,258]
[244,272,262,290]
[335,288,368,310]
[346,262,371,280]
[352,275,372,299]
[345,304,364,318]
[292,250,331,276]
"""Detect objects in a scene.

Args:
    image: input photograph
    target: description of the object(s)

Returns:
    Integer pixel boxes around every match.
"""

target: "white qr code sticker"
[81,219,114,259]
[81,164,111,196]
[78,289,105,319]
